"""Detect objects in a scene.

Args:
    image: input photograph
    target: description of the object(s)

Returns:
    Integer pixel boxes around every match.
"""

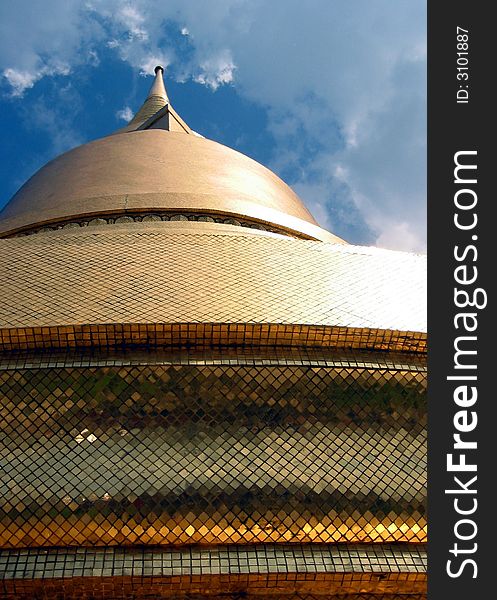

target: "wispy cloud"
[194,50,236,90]
[3,63,70,97]
[15,88,83,162]
[2,68,37,97]
[138,54,171,76]
[116,105,134,122]
[116,4,148,41]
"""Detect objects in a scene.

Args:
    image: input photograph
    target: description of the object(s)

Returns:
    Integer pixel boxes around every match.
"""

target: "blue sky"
[0,0,426,251]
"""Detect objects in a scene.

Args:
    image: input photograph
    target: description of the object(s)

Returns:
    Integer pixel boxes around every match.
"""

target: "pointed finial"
[147,65,168,102]
[117,63,191,134]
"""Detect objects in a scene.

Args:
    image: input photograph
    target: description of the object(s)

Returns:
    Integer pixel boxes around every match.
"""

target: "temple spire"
[147,65,169,102]
[121,65,191,134]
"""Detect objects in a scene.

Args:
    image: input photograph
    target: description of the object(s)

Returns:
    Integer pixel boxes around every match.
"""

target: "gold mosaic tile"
[0,323,426,353]
[0,543,427,598]
[0,355,426,549]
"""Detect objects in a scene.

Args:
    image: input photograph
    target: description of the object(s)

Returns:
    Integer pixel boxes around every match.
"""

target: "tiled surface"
[0,544,427,579]
[0,355,426,548]
[0,348,427,371]
[0,322,426,353]
[0,544,427,598]
[0,226,426,352]
[0,589,427,600]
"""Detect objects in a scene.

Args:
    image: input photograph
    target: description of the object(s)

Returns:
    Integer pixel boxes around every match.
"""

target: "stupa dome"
[0,65,427,598]
[0,67,342,244]
[0,67,424,353]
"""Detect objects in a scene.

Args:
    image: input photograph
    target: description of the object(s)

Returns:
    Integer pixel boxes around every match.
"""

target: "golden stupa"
[0,67,427,599]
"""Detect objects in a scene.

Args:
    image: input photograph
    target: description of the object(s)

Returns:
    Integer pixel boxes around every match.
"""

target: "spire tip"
[154,65,164,75]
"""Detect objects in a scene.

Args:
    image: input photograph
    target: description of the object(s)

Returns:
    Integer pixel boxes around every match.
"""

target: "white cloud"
[2,62,70,97]
[87,49,100,67]
[194,50,236,90]
[116,106,134,122]
[331,54,427,250]
[376,221,425,254]
[138,54,171,76]
[2,68,37,97]
[116,4,148,41]
[0,0,101,96]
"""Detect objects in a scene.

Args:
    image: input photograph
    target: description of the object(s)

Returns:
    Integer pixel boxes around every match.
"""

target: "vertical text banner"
[428,2,492,598]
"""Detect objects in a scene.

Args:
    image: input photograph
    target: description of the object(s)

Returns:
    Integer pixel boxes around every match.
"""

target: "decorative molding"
[9,212,298,238]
